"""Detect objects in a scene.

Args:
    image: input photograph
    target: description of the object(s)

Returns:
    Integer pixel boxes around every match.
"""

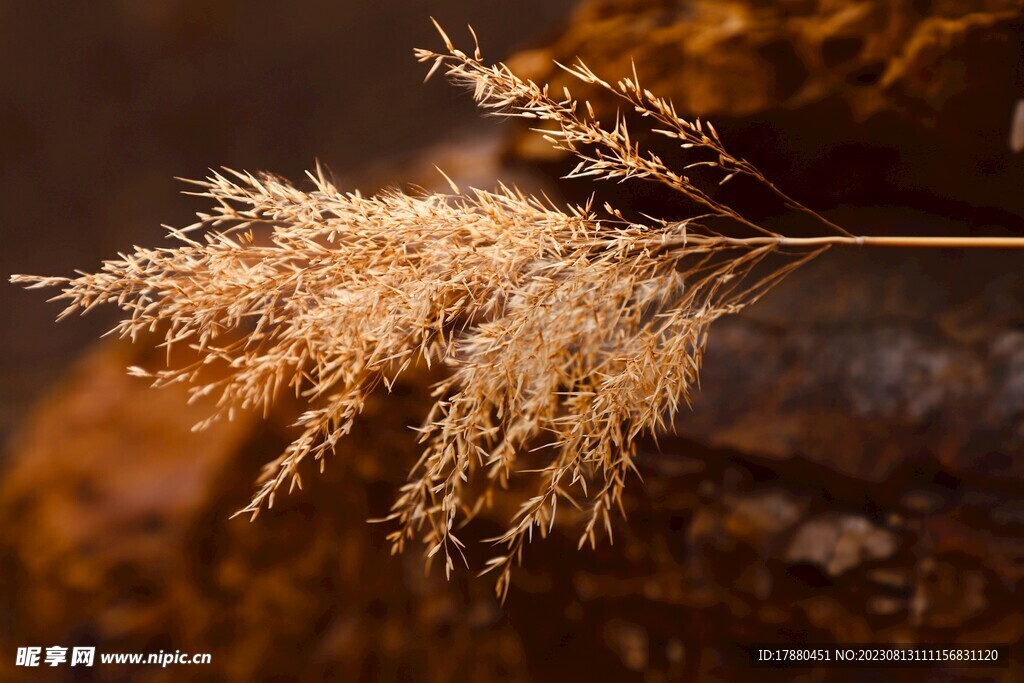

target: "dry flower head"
[13,22,892,599]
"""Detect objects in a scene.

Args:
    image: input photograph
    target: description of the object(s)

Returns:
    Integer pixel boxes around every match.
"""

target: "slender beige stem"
[657,234,1024,251]
[855,236,1024,249]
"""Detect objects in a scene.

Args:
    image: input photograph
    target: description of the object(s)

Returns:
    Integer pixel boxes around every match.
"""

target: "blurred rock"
[508,0,1024,224]
[786,514,898,576]
[0,340,530,683]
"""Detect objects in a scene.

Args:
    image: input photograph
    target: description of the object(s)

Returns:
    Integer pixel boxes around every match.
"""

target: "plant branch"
[652,233,1024,253]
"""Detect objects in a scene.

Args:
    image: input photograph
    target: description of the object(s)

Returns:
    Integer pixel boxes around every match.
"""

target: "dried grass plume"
[14,21,1013,599]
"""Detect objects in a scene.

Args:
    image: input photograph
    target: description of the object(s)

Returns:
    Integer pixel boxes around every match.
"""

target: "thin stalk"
[654,234,1024,252]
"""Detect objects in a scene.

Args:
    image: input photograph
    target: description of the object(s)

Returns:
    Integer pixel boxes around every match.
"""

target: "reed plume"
[13,21,1023,599]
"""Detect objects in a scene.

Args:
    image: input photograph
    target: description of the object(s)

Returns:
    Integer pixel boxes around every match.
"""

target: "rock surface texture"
[3,1,1024,681]
[507,0,1024,221]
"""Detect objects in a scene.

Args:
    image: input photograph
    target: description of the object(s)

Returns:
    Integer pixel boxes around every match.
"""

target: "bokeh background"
[3,1,1024,681]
